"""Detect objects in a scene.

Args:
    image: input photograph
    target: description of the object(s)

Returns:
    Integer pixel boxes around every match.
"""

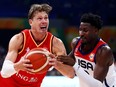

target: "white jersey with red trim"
[74,37,116,87]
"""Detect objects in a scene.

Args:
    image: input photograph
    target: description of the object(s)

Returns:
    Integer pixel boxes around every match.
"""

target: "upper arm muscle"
[94,46,114,82]
[5,33,23,62]
[52,37,67,56]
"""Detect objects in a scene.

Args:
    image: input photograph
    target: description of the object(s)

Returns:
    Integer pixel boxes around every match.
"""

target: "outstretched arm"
[49,37,75,78]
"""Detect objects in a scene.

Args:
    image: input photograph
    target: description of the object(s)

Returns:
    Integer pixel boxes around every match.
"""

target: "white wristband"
[1,60,17,78]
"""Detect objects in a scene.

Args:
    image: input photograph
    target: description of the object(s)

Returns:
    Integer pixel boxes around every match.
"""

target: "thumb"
[49,53,56,58]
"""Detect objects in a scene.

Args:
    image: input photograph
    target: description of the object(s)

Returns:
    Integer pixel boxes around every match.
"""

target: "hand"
[48,53,63,68]
[14,55,34,73]
[57,55,75,66]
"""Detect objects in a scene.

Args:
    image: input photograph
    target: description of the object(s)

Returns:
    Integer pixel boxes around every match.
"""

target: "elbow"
[67,69,75,79]
[62,71,75,79]
[67,72,75,79]
[69,75,75,79]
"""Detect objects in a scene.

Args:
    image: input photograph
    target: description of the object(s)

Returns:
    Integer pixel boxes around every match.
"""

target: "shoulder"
[52,36,65,48]
[71,37,80,49]
[97,45,112,57]
[8,33,24,51]
[96,45,114,66]
[52,36,67,55]
[72,37,80,44]
[10,33,23,42]
[53,36,63,44]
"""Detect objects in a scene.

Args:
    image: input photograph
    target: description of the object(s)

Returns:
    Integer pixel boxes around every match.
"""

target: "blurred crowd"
[0,45,6,71]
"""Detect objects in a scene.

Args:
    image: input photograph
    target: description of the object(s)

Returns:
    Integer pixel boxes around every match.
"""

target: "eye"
[79,28,88,33]
[84,29,88,32]
[44,17,48,20]
[37,17,42,20]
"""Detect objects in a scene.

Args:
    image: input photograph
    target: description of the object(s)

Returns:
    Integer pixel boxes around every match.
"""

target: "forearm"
[73,63,103,87]
[55,62,75,78]
[1,59,17,78]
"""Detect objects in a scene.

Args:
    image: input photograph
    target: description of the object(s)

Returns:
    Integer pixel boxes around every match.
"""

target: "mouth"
[40,26,47,30]
[80,37,87,43]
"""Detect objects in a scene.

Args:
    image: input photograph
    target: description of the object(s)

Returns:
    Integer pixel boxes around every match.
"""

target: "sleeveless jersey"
[0,29,54,87]
[74,37,116,87]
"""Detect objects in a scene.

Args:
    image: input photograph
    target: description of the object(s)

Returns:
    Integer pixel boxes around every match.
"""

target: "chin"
[81,39,87,44]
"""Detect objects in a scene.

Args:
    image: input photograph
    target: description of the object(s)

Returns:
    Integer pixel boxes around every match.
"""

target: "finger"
[48,58,57,62]
[49,53,56,58]
[57,56,63,61]
[48,62,55,65]
[27,68,35,72]
[23,59,31,64]
[23,63,33,68]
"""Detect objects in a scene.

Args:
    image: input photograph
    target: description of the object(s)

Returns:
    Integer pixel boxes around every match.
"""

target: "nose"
[79,30,84,36]
[42,18,48,23]
[41,19,46,23]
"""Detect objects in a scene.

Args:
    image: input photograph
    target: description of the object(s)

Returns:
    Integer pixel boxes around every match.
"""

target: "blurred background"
[0,0,116,77]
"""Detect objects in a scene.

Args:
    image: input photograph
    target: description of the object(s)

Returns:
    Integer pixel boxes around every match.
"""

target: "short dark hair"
[28,3,52,19]
[80,13,103,30]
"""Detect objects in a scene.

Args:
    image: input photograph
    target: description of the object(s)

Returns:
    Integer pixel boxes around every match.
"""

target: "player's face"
[29,11,49,34]
[79,22,98,44]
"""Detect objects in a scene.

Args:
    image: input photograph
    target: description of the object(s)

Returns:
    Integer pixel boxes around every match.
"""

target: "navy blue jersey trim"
[104,79,110,87]
[73,37,81,54]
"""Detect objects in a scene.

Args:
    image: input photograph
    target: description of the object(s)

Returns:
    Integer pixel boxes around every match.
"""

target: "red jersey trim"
[49,35,54,52]
[29,30,48,47]
[18,32,26,54]
[74,38,107,62]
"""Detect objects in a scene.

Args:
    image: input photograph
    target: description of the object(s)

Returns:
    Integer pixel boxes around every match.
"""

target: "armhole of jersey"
[94,44,107,63]
[50,35,54,53]
[18,32,25,54]
[72,38,80,60]
[73,38,80,54]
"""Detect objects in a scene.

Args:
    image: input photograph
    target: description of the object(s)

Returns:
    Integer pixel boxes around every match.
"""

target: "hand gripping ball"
[25,48,51,74]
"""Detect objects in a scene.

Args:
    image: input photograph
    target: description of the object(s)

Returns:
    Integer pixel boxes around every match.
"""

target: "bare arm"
[1,33,33,78]
[73,45,114,87]
[94,45,114,82]
[71,37,114,84]
[57,37,78,66]
[49,37,75,78]
[5,33,23,62]
[52,36,67,56]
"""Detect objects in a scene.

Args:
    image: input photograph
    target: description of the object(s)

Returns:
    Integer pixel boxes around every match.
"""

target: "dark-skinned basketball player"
[49,13,116,87]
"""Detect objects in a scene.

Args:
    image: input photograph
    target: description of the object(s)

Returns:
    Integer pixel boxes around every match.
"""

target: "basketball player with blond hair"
[0,4,67,87]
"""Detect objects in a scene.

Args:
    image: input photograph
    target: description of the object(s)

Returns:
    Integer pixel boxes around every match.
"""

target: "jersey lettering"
[78,59,93,71]
[28,77,38,82]
[16,73,38,82]
[16,73,29,81]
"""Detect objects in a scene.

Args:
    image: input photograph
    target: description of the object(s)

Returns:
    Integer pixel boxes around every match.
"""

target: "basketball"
[25,48,51,74]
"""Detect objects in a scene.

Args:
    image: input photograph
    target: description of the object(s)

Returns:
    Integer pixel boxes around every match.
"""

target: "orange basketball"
[25,48,51,74]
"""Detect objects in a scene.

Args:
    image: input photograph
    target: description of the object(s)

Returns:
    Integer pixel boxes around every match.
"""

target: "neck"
[81,37,99,53]
[30,30,47,43]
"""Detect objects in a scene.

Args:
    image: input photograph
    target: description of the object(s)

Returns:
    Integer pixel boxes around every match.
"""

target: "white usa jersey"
[74,38,116,87]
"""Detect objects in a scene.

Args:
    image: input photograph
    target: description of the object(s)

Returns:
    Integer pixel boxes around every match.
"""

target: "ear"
[29,19,32,26]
